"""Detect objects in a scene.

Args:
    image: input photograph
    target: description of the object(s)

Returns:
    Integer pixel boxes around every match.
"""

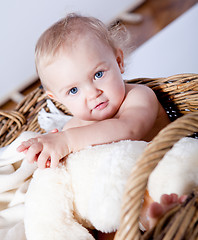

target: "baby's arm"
[65,85,159,152]
[18,85,158,169]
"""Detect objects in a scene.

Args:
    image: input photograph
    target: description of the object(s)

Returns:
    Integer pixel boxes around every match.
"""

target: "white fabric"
[0,132,37,240]
[38,99,72,132]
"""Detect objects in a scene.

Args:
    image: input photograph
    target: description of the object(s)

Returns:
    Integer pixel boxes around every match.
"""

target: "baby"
[17,13,176,238]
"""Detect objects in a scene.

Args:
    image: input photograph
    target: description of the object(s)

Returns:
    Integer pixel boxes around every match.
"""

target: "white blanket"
[0,100,71,240]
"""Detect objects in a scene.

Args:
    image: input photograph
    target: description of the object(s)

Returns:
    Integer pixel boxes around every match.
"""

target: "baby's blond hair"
[35,13,130,72]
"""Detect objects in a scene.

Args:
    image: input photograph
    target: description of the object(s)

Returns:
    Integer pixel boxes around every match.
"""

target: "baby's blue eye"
[94,71,104,79]
[69,87,78,95]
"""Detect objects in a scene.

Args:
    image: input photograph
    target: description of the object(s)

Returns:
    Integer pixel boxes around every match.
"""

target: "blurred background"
[0,0,197,110]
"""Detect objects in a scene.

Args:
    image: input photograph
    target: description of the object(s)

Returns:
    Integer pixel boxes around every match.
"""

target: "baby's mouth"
[94,101,108,110]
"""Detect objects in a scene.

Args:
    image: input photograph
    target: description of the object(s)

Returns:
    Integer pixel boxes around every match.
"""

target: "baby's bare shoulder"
[116,83,158,119]
[125,83,153,94]
[124,83,157,105]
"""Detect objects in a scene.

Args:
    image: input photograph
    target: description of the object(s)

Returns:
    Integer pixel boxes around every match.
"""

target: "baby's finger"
[25,142,43,163]
[17,144,28,152]
[50,154,60,169]
[17,138,38,152]
[179,195,187,203]
[37,151,50,169]
[51,128,59,133]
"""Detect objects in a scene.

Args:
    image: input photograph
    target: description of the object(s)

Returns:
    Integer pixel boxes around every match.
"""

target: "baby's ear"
[116,48,124,74]
[46,91,55,99]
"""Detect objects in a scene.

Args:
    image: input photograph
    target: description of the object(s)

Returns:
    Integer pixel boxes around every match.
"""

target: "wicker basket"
[0,73,198,239]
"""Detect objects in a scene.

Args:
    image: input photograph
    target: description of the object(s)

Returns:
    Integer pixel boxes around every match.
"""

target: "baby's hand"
[17,129,70,169]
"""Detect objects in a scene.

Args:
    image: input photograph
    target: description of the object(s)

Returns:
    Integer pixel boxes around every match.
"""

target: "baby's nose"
[86,86,102,100]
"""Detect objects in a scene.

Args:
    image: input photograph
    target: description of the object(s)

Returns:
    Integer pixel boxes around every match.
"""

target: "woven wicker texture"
[0,88,70,147]
[0,73,198,239]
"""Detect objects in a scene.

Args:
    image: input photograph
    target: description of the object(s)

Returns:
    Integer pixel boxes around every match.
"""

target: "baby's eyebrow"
[88,61,107,77]
[94,61,106,70]
[59,83,77,94]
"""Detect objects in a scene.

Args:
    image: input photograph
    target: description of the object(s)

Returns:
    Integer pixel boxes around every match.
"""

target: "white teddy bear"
[24,139,147,240]
[24,134,198,240]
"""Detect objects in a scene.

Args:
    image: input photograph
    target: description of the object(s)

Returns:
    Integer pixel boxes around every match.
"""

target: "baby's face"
[40,35,125,121]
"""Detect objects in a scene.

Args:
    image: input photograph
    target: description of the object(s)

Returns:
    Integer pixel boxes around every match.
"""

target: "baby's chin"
[78,105,119,122]
[90,112,117,121]
[91,107,120,121]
